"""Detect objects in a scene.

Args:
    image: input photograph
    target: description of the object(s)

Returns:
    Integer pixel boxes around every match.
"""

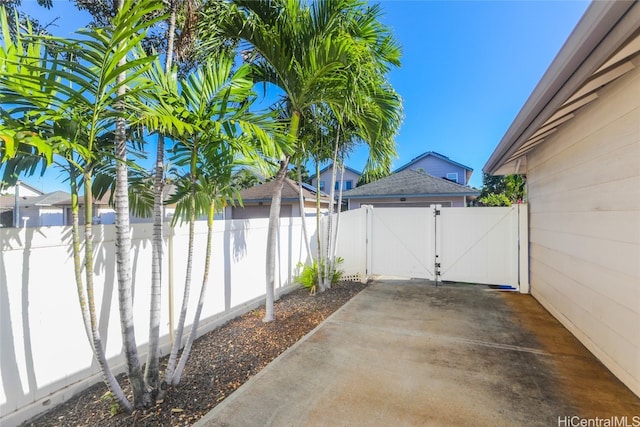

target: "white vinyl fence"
[0,217,316,427]
[334,205,529,291]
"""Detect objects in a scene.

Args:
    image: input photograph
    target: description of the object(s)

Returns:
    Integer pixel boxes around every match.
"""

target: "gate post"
[365,205,373,278]
[518,203,530,293]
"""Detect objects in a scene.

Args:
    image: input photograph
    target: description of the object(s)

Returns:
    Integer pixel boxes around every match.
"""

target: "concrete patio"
[195,280,640,427]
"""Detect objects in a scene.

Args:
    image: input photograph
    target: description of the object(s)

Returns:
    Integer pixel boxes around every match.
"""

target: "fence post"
[518,203,530,293]
[365,205,373,278]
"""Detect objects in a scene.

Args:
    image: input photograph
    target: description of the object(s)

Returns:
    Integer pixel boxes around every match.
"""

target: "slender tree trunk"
[264,157,289,322]
[296,163,312,262]
[323,126,340,290]
[332,159,345,261]
[114,29,147,407]
[70,171,92,345]
[171,200,214,384]
[264,111,299,322]
[314,160,322,268]
[146,0,177,394]
[84,171,132,411]
[162,144,197,390]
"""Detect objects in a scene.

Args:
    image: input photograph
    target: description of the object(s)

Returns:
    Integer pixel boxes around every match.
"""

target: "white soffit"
[506,52,637,168]
[549,92,599,123]
[530,113,576,140]
[493,157,527,175]
[564,60,635,104]
[596,33,640,73]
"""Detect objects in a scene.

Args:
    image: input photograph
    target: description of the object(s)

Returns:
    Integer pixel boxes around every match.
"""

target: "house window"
[319,181,325,191]
[446,173,458,183]
[334,180,353,191]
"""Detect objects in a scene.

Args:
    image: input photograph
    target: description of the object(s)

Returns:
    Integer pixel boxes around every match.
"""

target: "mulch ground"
[23,281,367,427]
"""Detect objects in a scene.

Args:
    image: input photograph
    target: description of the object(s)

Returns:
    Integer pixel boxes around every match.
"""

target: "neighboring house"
[58,188,178,225]
[226,178,333,219]
[0,182,46,227]
[341,169,479,210]
[394,151,473,185]
[0,191,70,227]
[484,1,640,397]
[0,181,43,197]
[310,163,361,192]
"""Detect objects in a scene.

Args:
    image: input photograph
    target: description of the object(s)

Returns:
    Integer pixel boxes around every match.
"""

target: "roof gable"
[394,151,473,173]
[238,178,332,203]
[309,163,362,180]
[342,170,479,198]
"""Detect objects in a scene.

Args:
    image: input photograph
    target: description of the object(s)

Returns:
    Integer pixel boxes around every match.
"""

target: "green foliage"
[100,391,121,417]
[477,192,511,207]
[478,174,526,206]
[295,257,344,295]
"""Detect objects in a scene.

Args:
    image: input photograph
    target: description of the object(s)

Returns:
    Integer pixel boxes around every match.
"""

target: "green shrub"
[295,257,344,295]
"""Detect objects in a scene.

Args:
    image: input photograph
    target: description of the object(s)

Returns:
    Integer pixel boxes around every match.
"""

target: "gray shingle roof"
[238,178,332,204]
[342,169,479,198]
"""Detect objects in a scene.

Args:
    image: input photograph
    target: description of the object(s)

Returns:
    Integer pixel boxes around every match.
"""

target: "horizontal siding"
[527,59,640,396]
[409,157,467,184]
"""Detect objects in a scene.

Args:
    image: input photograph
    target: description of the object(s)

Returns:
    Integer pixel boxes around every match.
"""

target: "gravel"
[23,281,367,427]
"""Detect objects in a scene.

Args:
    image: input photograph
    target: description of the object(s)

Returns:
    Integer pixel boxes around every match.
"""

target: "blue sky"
[15,0,589,192]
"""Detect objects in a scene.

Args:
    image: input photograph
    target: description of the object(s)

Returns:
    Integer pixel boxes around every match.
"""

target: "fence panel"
[0,217,314,426]
[438,206,520,287]
[369,207,436,280]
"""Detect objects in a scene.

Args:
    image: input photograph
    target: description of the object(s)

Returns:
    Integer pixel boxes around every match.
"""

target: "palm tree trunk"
[114,42,147,407]
[264,110,299,322]
[323,126,340,290]
[264,156,289,322]
[296,163,313,262]
[332,159,345,261]
[162,145,197,389]
[315,160,322,269]
[171,200,215,385]
[145,0,177,395]
[84,171,132,412]
[70,171,92,345]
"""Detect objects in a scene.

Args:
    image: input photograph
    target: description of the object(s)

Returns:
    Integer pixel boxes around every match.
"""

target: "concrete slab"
[194,280,640,427]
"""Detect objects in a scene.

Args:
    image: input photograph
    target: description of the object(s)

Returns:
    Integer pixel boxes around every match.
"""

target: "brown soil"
[23,281,366,427]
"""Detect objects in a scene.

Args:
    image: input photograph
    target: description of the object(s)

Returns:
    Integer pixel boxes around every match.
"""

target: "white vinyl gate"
[333,205,529,292]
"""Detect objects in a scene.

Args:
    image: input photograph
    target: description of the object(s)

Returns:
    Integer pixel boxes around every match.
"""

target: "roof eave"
[343,192,480,199]
[484,1,639,175]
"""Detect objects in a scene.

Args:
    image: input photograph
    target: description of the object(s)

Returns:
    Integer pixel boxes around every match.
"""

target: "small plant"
[100,391,121,416]
[294,257,344,295]
[295,261,319,295]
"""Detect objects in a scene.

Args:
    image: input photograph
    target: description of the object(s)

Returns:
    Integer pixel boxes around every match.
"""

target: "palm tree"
[158,55,279,392]
[0,0,162,410]
[201,0,366,321]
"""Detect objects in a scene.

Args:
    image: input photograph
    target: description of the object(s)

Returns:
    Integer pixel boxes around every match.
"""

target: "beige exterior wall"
[525,58,640,396]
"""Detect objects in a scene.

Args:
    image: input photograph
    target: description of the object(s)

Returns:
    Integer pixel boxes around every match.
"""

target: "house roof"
[341,169,480,199]
[394,151,473,173]
[484,1,640,175]
[309,163,361,180]
[0,191,73,212]
[0,181,44,196]
[237,177,333,204]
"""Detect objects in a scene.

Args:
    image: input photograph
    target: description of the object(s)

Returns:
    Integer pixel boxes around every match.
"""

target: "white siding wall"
[526,59,640,396]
